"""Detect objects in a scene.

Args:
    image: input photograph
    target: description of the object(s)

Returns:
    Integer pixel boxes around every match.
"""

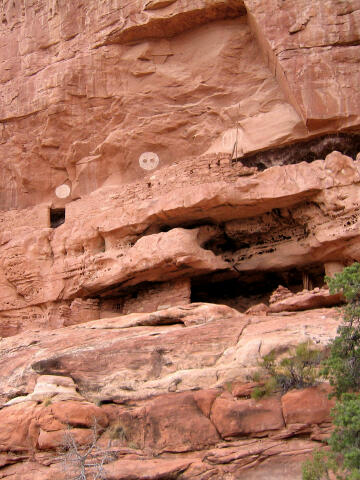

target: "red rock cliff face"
[0,0,359,478]
[1,0,359,209]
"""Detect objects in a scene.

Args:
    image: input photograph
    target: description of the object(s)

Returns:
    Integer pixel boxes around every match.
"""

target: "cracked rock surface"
[0,0,359,478]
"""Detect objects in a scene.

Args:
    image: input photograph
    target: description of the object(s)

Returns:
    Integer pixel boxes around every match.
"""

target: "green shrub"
[302,450,335,480]
[328,393,360,479]
[251,377,277,400]
[251,386,264,400]
[251,370,262,383]
[224,381,233,393]
[253,342,323,398]
[277,342,323,391]
[322,263,360,398]
[302,395,360,480]
[302,263,360,480]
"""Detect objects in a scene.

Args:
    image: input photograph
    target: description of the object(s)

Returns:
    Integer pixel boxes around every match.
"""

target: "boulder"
[269,288,343,313]
[211,392,284,437]
[282,384,336,426]
[0,401,39,452]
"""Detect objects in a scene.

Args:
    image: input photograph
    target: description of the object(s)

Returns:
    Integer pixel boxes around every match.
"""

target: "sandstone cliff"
[0,0,359,478]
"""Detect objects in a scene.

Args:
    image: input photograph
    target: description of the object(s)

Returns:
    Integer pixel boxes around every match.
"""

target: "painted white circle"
[139,152,159,171]
[55,184,71,199]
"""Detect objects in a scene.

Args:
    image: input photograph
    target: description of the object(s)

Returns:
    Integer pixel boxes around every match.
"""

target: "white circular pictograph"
[55,184,71,199]
[139,152,159,171]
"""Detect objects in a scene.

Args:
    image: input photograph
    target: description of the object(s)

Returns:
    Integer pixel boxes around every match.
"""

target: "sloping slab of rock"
[269,288,343,313]
[99,0,246,45]
[0,304,341,406]
[0,303,247,404]
[105,458,190,479]
[4,375,83,406]
[86,302,237,329]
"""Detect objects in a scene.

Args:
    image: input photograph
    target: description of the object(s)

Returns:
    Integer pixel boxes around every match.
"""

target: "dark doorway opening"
[50,208,65,228]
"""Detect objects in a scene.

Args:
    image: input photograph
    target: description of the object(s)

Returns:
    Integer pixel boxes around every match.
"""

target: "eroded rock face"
[245,0,360,128]
[0,305,339,479]
[269,287,343,313]
[0,304,340,405]
[1,0,359,210]
[1,151,360,332]
[0,0,359,478]
[0,304,342,479]
[0,0,295,209]
[1,0,360,332]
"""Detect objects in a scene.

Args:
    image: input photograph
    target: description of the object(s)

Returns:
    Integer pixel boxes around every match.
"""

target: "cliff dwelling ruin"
[0,0,359,478]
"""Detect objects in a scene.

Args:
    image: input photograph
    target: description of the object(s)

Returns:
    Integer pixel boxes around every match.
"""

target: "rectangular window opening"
[50,208,65,228]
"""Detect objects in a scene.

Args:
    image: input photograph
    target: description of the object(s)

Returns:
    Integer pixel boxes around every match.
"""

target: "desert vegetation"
[251,342,324,400]
[58,420,116,480]
[302,263,360,480]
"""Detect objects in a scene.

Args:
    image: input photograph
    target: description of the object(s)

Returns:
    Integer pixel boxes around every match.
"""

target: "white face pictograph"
[139,152,160,171]
[55,184,71,199]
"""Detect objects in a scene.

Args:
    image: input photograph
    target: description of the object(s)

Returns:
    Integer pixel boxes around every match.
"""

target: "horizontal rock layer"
[0,303,340,404]
[0,1,359,478]
[0,304,339,479]
[0,151,359,333]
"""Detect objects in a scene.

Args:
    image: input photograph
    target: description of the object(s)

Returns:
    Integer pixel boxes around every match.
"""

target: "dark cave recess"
[191,264,325,311]
[237,133,360,171]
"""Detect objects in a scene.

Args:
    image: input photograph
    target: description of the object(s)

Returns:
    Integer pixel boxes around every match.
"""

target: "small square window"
[50,208,65,228]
